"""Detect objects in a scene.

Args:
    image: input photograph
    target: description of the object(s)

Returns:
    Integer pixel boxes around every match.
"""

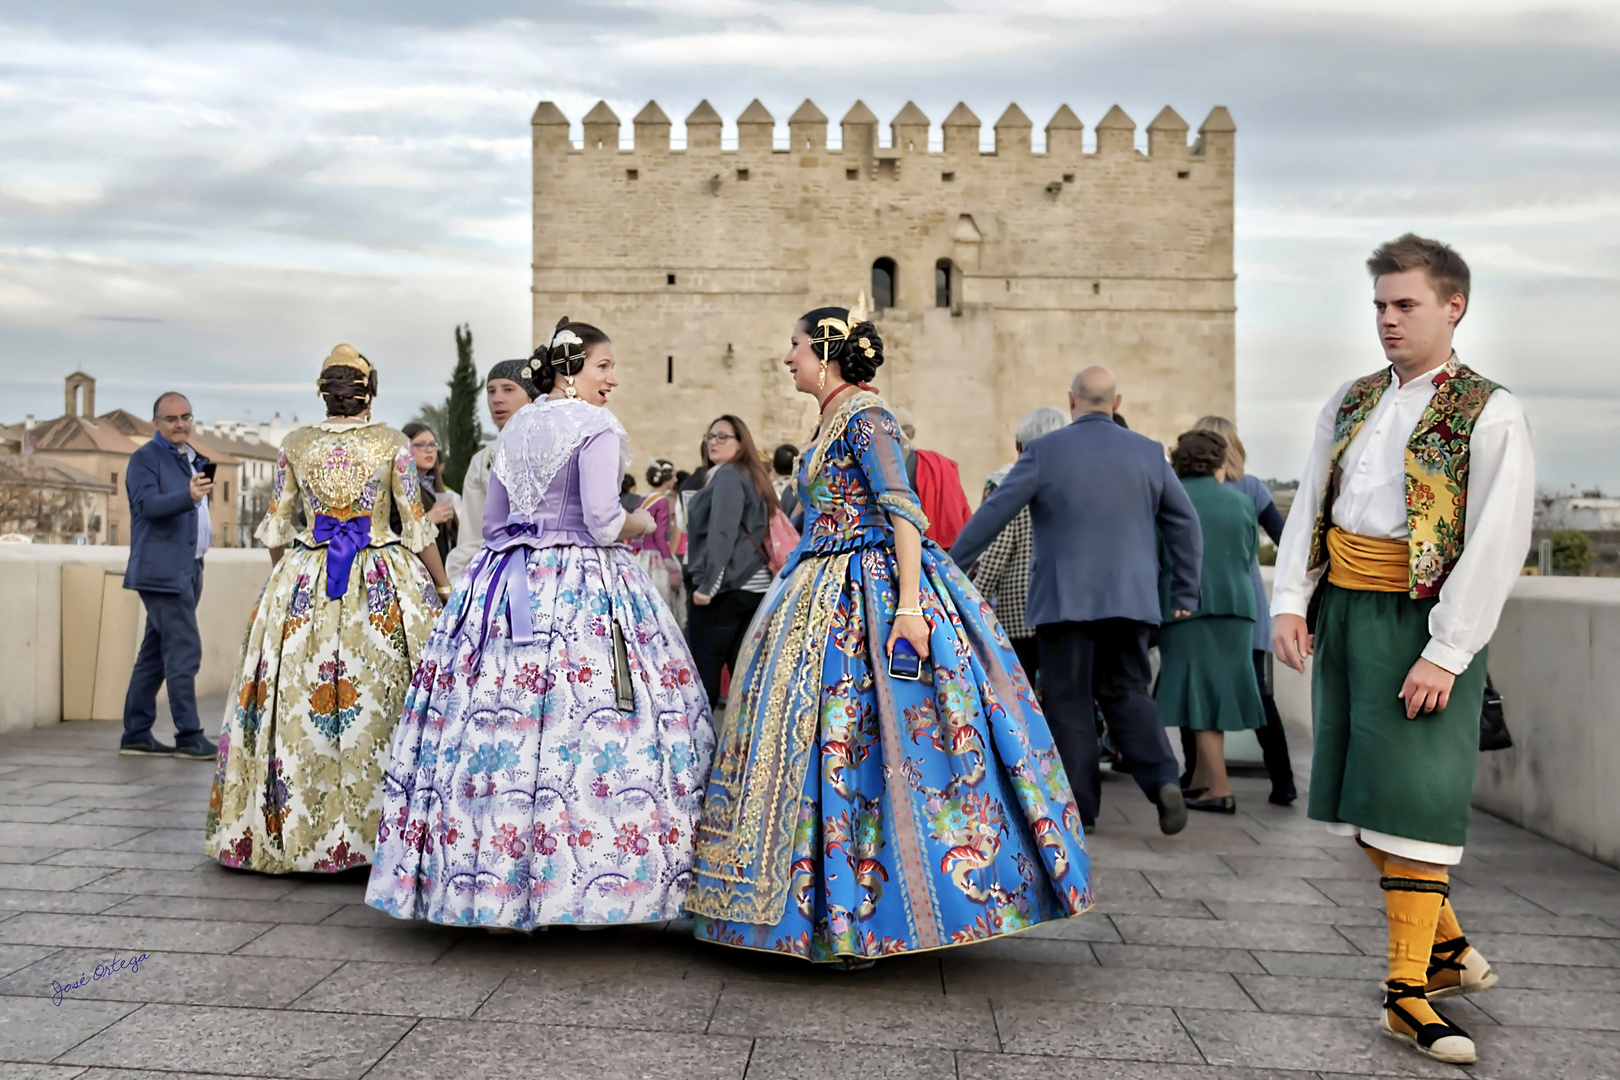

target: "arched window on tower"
[935,259,955,309]
[871,257,896,311]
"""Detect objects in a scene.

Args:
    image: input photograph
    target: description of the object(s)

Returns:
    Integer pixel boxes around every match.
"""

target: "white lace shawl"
[491,397,632,519]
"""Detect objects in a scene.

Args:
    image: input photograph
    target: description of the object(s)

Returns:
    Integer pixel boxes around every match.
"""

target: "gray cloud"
[2,1,1617,486]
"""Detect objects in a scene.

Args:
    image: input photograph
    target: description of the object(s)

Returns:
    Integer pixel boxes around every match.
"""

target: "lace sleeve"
[254,446,299,548]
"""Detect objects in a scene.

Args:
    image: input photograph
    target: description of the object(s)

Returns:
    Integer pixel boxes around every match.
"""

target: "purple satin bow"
[451,520,542,661]
[312,513,371,600]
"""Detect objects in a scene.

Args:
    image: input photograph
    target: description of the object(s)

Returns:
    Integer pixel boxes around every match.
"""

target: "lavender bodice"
[483,429,627,551]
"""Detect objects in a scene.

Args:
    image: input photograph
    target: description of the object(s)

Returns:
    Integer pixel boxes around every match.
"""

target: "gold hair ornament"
[316,344,375,400]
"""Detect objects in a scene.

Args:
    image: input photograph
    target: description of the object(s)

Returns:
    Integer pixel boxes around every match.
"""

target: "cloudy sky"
[2,0,1617,486]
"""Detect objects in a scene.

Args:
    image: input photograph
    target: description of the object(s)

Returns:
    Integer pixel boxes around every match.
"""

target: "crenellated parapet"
[531,98,1234,161]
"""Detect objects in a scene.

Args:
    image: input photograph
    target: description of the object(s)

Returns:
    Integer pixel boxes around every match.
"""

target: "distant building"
[0,424,114,544]
[11,373,242,547]
[1537,494,1620,533]
[196,422,285,547]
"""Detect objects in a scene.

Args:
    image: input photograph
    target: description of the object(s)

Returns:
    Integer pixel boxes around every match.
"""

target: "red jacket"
[913,449,973,549]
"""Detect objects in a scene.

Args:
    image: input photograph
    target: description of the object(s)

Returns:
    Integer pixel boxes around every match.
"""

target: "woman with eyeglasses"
[398,423,457,565]
[683,415,779,707]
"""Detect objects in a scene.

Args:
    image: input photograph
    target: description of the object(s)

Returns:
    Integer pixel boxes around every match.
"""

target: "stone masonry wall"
[532,98,1235,494]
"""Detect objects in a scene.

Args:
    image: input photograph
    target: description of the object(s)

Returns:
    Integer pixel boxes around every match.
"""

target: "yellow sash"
[1326,526,1409,593]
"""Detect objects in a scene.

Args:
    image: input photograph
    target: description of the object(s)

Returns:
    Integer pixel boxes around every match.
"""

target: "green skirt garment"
[1156,615,1264,732]
[1308,583,1487,848]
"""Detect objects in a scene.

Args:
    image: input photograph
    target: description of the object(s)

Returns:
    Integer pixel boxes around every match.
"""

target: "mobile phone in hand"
[200,462,217,482]
[888,636,922,681]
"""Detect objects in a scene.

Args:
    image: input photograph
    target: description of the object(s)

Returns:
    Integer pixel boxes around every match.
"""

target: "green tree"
[440,323,482,493]
[1550,528,1595,574]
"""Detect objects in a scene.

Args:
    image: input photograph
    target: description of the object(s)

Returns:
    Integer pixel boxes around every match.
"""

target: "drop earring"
[564,375,578,399]
[818,359,828,391]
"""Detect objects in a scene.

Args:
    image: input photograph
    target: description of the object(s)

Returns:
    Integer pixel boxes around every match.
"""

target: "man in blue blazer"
[952,367,1203,834]
[119,392,219,759]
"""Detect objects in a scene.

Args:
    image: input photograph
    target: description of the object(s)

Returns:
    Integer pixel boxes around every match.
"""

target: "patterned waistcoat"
[1306,359,1503,599]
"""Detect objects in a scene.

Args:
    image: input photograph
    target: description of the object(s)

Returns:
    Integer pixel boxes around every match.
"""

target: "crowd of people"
[112,232,1533,1067]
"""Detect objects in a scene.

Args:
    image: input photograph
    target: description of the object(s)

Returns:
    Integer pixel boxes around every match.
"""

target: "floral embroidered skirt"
[365,543,715,928]
[688,544,1093,962]
[205,543,442,873]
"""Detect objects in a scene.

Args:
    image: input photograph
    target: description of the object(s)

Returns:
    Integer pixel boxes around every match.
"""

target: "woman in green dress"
[1156,429,1263,814]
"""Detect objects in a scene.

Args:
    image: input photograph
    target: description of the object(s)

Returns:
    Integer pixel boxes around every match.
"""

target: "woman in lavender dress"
[366,320,715,928]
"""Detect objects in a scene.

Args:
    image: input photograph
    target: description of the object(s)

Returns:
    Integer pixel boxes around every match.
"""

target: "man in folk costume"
[1272,234,1534,1065]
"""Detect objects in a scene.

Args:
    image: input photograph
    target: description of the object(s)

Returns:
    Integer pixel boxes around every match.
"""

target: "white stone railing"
[1265,571,1620,869]
[0,545,271,733]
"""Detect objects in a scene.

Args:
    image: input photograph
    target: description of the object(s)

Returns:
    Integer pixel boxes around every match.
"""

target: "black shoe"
[1187,793,1237,814]
[119,736,174,756]
[1268,788,1297,806]
[1182,786,1208,800]
[1082,821,1096,835]
[1156,783,1187,835]
[173,736,219,760]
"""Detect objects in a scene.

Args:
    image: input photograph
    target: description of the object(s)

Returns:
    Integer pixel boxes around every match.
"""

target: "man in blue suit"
[952,367,1203,834]
[119,391,219,759]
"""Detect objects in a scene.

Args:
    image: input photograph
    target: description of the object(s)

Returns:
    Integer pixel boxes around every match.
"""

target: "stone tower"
[531,98,1236,492]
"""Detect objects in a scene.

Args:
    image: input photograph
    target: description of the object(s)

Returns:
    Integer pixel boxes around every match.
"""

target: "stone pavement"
[1,708,1618,1080]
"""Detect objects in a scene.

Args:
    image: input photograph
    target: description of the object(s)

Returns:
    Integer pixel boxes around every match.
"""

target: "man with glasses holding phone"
[119,391,219,759]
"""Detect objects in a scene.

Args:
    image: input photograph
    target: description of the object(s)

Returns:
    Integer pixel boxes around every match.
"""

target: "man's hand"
[188,472,214,503]
[1172,609,1192,619]
[692,591,712,607]
[1272,613,1313,673]
[1399,657,1456,719]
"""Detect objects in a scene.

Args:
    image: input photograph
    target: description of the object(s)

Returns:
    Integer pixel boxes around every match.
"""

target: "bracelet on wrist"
[894,606,924,618]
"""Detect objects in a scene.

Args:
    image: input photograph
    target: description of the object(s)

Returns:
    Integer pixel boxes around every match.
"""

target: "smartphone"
[888,636,922,681]
[199,462,217,482]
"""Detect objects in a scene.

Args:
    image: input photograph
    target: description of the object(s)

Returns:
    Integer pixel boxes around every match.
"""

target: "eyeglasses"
[705,432,738,443]
[411,440,438,450]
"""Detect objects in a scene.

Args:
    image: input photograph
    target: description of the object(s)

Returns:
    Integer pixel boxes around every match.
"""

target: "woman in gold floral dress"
[206,346,450,873]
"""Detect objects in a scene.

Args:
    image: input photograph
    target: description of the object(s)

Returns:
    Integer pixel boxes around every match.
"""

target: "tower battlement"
[531,98,1236,490]
[534,98,1235,164]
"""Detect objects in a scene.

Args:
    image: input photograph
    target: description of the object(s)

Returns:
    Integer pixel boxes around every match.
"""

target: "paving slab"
[0,993,136,1063]
[0,947,341,1008]
[958,1058,1305,1080]
[1177,1007,1468,1075]
[949,963,1250,1010]
[475,969,720,1031]
[40,849,215,872]
[990,999,1205,1062]
[364,1017,750,1080]
[235,923,460,964]
[1092,943,1267,974]
[709,983,998,1050]
[101,895,344,925]
[1113,914,1358,953]
[292,959,506,1018]
[57,1002,416,1078]
[747,1037,957,1080]
[1466,1025,1620,1079]
[0,912,271,954]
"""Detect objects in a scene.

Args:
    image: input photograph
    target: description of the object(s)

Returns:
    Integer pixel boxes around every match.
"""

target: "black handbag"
[1479,675,1512,752]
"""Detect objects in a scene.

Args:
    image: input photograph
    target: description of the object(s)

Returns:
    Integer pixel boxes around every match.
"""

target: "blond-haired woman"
[1178,415,1296,806]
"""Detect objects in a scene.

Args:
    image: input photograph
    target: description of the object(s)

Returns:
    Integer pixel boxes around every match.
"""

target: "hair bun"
[840,321,884,383]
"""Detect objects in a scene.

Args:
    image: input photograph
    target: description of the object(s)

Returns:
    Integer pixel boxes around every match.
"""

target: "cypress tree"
[441,323,481,493]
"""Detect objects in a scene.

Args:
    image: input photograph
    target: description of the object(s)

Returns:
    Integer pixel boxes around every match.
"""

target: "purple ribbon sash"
[312,514,371,601]
[451,520,541,660]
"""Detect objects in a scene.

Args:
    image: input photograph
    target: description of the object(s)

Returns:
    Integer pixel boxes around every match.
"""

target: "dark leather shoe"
[1268,788,1297,806]
[119,737,174,756]
[1156,783,1188,835]
[1187,793,1237,814]
[173,736,219,760]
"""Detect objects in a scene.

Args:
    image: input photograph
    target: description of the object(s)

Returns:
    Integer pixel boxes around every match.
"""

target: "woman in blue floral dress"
[688,296,1092,963]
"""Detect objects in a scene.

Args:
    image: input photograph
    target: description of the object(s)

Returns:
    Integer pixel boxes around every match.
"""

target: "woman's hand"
[617,509,655,541]
[426,500,454,525]
[692,591,712,607]
[887,612,931,661]
[669,569,683,591]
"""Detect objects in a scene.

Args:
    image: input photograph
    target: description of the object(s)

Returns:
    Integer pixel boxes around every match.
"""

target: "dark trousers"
[687,589,764,708]
[1011,635,1042,687]
[1178,650,1297,797]
[122,559,205,748]
[1038,619,1179,824]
